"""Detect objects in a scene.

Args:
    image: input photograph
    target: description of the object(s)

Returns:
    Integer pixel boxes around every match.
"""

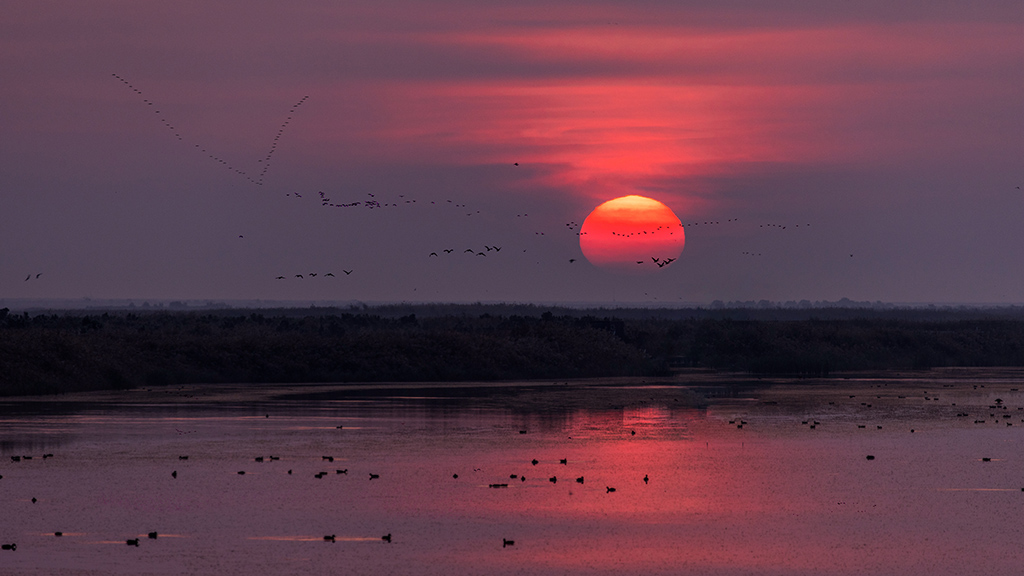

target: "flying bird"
[569,259,576,263]
[325,273,335,277]
[275,276,285,280]
[295,274,304,279]
[429,252,438,257]
[343,270,353,275]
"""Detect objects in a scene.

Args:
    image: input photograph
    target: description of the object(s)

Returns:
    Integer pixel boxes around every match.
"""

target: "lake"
[2,375,1024,575]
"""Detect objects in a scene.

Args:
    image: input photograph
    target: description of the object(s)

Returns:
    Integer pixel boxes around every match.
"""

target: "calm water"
[2,380,1024,575]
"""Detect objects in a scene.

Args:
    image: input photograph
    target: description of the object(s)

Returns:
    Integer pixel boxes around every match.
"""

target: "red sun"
[579,195,685,272]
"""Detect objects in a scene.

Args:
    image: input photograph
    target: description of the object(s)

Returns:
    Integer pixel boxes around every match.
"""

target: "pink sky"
[2,1,1023,304]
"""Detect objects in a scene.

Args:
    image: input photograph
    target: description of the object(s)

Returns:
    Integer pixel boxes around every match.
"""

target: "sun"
[579,195,685,272]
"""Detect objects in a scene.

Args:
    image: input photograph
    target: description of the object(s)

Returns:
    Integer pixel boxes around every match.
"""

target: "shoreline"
[7,367,1024,409]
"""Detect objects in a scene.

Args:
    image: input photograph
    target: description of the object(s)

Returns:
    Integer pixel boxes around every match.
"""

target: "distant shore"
[5,306,1024,397]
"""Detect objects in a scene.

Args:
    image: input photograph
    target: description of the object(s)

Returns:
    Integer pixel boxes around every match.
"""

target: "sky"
[2,1,1023,305]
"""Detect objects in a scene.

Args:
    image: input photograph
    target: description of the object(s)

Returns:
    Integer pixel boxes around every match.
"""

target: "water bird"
[288,470,292,475]
[255,457,264,462]
[148,532,158,539]
[42,453,53,459]
[519,430,527,434]
[238,471,246,475]
[982,457,992,462]
[11,456,20,462]
[866,455,875,460]
[503,538,515,547]
[126,539,139,546]
[643,474,649,484]
[453,474,458,479]
[606,487,616,493]
[323,456,334,462]
[531,459,538,465]
[369,473,379,480]
[336,469,347,474]
[549,476,557,483]
[631,430,636,436]
[315,472,326,479]
[172,470,177,479]
[489,483,509,488]
[179,455,188,460]
[576,476,584,484]
[510,474,518,479]
[31,498,36,503]
[324,535,336,542]
[1,544,15,551]
[54,532,62,537]
[381,533,392,543]
[559,459,567,465]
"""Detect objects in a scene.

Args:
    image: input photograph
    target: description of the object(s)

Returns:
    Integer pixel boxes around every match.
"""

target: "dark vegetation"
[3,304,1024,396]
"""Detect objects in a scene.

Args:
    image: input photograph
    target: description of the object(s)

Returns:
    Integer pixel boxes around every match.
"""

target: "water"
[2,379,1024,575]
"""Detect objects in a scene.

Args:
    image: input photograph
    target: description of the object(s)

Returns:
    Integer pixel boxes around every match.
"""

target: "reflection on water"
[2,380,1024,575]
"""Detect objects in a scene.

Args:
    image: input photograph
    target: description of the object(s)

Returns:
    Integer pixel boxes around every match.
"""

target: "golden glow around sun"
[579,195,685,272]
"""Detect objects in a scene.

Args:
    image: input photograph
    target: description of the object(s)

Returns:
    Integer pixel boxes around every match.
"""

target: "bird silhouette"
[275,276,285,279]
[444,249,454,253]
[325,273,335,277]
[343,270,353,275]
[295,274,303,279]
[429,252,438,257]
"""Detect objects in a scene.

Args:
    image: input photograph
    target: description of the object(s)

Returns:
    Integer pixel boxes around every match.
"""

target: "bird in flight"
[569,259,576,263]
[275,276,285,280]
[429,252,438,257]
[443,249,454,253]
[295,274,304,279]
[325,273,335,277]
[343,270,353,275]
[309,273,317,277]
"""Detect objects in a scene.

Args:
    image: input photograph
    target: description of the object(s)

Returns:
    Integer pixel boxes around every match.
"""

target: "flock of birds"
[0,428,657,553]
[4,382,1024,555]
[113,73,306,187]
[89,73,896,294]
[274,271,351,280]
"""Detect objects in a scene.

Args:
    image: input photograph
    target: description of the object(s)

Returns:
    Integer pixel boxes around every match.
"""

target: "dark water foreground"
[2,376,1024,575]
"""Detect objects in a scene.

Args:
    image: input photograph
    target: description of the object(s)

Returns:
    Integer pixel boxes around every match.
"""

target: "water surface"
[2,379,1023,575]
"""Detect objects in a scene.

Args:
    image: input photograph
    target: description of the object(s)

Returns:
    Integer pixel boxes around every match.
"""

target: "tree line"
[2,306,1024,395]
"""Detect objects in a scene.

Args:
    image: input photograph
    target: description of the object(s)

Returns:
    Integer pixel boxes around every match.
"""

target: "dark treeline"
[4,306,1024,396]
